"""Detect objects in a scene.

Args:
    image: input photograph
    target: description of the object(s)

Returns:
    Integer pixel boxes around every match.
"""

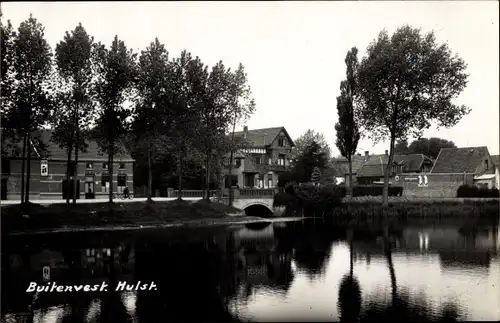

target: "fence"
[168,188,276,199]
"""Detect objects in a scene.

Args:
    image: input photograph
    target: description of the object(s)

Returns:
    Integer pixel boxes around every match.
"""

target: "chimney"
[385,150,388,156]
[364,151,369,156]
[243,126,248,139]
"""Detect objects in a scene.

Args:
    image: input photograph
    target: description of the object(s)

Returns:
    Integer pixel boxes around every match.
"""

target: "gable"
[233,127,295,148]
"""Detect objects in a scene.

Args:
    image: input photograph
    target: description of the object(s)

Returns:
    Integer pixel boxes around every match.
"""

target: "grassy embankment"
[1,200,255,235]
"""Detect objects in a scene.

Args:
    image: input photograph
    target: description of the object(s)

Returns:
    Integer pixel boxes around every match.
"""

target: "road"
[0,197,203,206]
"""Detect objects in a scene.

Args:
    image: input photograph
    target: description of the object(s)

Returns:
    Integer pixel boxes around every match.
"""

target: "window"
[86,162,93,169]
[234,158,241,168]
[255,156,261,165]
[268,158,272,165]
[119,163,125,170]
[101,174,110,193]
[1,159,10,175]
[278,137,286,147]
[102,163,108,170]
[267,173,273,188]
[485,159,489,170]
[117,174,127,193]
[278,155,285,166]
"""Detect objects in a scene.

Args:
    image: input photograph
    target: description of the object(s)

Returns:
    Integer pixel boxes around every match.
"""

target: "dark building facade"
[1,130,134,201]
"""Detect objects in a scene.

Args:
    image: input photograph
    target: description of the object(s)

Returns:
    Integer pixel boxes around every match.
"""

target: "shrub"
[457,185,499,198]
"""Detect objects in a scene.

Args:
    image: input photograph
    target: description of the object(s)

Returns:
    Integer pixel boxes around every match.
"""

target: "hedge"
[456,185,499,198]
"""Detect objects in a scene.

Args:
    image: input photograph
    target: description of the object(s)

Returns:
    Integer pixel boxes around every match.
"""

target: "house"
[1,129,134,200]
[431,147,496,189]
[355,151,433,185]
[331,151,378,186]
[221,126,295,189]
[492,155,500,189]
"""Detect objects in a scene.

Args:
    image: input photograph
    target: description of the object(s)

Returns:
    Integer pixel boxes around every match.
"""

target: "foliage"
[335,47,361,196]
[456,184,499,198]
[290,129,332,164]
[291,140,328,183]
[410,137,456,159]
[356,25,469,206]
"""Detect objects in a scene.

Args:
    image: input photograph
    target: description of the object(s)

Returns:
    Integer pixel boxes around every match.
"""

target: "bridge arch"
[242,201,273,217]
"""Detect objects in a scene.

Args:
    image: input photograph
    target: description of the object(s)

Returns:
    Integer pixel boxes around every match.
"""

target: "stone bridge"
[170,188,277,214]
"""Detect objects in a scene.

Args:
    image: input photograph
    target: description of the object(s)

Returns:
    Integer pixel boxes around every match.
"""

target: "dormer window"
[278,138,286,147]
[255,156,261,165]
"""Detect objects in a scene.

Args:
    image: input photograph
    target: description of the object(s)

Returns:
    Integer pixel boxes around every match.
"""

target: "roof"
[2,129,134,162]
[233,127,295,148]
[357,154,431,178]
[474,174,495,180]
[332,155,372,175]
[430,147,490,174]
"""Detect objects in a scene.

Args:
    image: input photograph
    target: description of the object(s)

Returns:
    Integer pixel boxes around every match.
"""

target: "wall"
[401,173,474,198]
[2,158,134,200]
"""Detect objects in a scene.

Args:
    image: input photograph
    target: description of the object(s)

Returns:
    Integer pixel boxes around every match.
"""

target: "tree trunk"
[205,157,210,202]
[147,148,153,203]
[20,134,27,204]
[65,143,73,207]
[72,131,79,204]
[228,116,237,207]
[177,151,183,201]
[24,133,31,204]
[228,150,234,206]
[108,152,113,204]
[347,155,353,197]
[382,135,396,207]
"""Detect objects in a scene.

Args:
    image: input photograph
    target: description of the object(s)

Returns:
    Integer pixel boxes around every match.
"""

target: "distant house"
[331,151,378,186]
[431,147,496,189]
[492,155,500,189]
[221,126,295,189]
[355,152,433,185]
[1,129,134,200]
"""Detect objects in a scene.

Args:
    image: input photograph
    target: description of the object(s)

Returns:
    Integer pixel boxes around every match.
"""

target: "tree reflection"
[337,229,362,322]
[293,230,333,278]
[357,226,463,322]
[134,238,237,322]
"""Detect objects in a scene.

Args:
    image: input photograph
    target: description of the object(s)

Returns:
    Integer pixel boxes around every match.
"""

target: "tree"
[290,129,331,165]
[53,23,95,205]
[5,15,53,204]
[310,166,321,184]
[226,63,255,206]
[335,47,361,196]
[167,51,202,200]
[356,25,469,207]
[132,38,170,203]
[408,137,456,159]
[189,59,233,201]
[93,36,136,204]
[292,141,328,183]
[394,139,409,154]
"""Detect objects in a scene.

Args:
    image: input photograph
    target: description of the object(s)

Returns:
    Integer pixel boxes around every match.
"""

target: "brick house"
[1,130,134,201]
[355,151,433,185]
[221,126,295,189]
[431,146,497,189]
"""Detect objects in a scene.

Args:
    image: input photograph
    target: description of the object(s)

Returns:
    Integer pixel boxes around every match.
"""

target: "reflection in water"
[2,220,499,322]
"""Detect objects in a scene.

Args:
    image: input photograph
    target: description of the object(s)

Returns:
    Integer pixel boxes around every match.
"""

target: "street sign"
[40,160,48,177]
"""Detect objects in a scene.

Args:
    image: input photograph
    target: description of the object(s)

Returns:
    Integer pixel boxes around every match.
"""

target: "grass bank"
[1,199,253,235]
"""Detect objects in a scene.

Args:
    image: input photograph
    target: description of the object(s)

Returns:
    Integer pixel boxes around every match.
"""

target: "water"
[2,219,499,322]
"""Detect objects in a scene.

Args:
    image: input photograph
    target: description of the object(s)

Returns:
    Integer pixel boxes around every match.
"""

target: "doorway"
[85,176,95,199]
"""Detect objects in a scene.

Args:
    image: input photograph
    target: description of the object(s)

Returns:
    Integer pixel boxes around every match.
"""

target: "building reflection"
[230,222,295,301]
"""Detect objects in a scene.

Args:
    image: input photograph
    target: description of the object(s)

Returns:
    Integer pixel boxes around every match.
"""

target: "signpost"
[40,160,48,177]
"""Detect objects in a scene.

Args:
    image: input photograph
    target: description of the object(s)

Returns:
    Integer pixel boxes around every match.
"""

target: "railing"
[171,190,217,198]
[170,188,276,199]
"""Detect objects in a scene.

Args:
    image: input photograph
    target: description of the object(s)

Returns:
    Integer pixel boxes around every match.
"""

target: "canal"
[2,218,499,322]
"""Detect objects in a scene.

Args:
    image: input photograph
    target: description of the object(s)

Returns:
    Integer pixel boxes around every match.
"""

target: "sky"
[2,1,499,156]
